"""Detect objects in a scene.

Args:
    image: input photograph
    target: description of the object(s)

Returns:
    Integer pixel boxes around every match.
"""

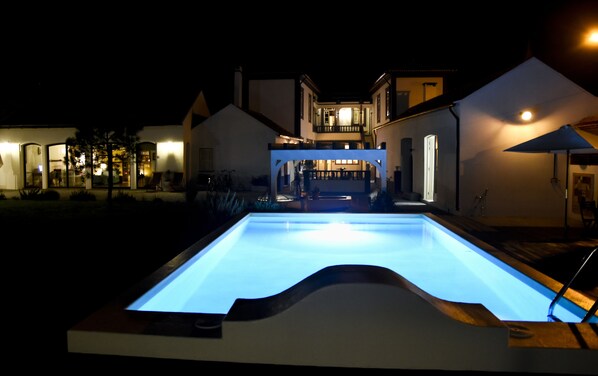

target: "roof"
[395,57,598,121]
[245,109,295,138]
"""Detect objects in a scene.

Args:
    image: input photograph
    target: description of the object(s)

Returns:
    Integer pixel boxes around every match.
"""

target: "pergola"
[269,148,387,200]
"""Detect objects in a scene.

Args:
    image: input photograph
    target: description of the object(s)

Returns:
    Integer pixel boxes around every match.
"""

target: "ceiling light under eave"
[520,111,533,122]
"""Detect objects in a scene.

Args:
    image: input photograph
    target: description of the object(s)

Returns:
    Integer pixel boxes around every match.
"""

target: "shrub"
[19,187,41,199]
[250,175,268,186]
[369,190,396,213]
[113,191,136,203]
[19,188,60,200]
[69,190,96,201]
[41,189,60,200]
[0,191,6,200]
[250,199,283,212]
[203,190,246,224]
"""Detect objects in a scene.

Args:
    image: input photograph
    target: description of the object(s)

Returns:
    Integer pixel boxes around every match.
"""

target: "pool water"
[128,213,592,323]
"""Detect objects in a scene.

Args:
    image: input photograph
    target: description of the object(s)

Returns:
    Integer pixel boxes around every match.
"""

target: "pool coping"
[67,212,598,374]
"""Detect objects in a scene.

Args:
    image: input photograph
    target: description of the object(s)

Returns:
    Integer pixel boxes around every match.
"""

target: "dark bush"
[41,189,60,200]
[69,190,97,201]
[251,175,269,186]
[113,191,136,203]
[369,190,396,212]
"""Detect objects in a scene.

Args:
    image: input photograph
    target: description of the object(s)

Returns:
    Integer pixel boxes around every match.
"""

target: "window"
[65,144,87,188]
[338,108,352,126]
[48,144,67,188]
[385,86,390,119]
[335,160,358,165]
[137,142,157,188]
[300,87,304,120]
[91,146,131,187]
[376,94,381,123]
[353,108,360,125]
[198,148,214,172]
[308,93,312,123]
[23,143,43,188]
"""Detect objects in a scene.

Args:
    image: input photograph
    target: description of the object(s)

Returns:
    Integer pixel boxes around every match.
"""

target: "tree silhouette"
[66,120,141,202]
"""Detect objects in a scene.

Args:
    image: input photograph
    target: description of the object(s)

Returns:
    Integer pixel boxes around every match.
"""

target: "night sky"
[1,1,596,117]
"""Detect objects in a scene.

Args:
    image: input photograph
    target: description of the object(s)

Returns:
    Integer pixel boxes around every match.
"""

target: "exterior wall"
[299,82,317,141]
[0,127,76,189]
[372,83,389,129]
[0,124,185,191]
[138,125,185,177]
[458,58,598,226]
[374,58,598,227]
[191,104,279,189]
[375,109,457,212]
[247,79,296,135]
[396,76,443,107]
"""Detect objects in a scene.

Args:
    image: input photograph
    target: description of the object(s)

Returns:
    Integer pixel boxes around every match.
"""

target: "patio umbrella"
[504,124,598,234]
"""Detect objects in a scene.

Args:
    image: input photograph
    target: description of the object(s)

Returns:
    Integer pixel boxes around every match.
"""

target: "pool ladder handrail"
[547,247,597,323]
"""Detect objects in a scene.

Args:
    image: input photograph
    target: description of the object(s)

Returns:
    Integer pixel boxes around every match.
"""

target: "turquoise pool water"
[128,213,593,322]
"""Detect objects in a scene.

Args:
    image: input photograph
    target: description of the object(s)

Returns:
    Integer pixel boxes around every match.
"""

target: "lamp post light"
[584,30,598,47]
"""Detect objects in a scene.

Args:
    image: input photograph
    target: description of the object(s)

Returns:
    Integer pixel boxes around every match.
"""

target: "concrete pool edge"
[426,213,597,316]
[67,212,598,374]
[68,268,597,374]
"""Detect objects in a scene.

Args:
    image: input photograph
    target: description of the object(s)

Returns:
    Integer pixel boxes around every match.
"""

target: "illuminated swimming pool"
[127,212,592,323]
[69,212,597,373]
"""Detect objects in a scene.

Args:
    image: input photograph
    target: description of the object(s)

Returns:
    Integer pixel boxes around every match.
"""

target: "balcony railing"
[313,125,362,133]
[303,170,371,194]
[304,170,368,181]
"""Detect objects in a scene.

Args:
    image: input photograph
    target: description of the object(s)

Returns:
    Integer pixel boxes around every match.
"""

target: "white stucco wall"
[0,127,77,189]
[191,104,279,189]
[375,109,457,212]
[459,58,598,226]
[299,83,317,140]
[372,84,388,128]
[0,125,186,190]
[248,79,296,135]
[139,125,185,175]
[373,58,598,227]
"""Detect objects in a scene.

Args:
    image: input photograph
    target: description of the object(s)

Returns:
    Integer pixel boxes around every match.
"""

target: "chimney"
[233,66,242,107]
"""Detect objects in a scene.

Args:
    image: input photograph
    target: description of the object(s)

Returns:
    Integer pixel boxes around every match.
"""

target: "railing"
[313,125,362,133]
[303,170,371,195]
[547,247,597,323]
[304,170,368,181]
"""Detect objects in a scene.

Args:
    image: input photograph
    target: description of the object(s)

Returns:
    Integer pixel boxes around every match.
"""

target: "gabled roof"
[245,109,295,138]
[394,57,597,121]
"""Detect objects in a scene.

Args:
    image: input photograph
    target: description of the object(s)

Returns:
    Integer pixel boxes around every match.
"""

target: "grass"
[0,198,247,370]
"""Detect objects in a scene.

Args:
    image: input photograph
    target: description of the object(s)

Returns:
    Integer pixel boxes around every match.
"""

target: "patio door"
[424,134,437,202]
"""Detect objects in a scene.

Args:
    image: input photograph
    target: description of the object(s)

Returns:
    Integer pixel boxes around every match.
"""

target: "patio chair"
[145,172,163,191]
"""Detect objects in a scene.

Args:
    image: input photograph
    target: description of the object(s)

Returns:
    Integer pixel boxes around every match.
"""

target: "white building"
[373,57,598,227]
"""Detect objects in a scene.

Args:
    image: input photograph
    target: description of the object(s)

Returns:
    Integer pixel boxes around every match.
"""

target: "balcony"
[313,125,363,133]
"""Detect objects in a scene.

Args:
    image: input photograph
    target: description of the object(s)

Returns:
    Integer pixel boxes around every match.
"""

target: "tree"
[66,120,141,202]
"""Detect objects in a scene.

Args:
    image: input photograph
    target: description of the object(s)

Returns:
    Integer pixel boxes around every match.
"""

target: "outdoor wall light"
[520,110,533,121]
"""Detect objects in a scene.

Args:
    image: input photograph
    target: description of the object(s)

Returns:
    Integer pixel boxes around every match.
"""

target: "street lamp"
[584,29,598,46]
